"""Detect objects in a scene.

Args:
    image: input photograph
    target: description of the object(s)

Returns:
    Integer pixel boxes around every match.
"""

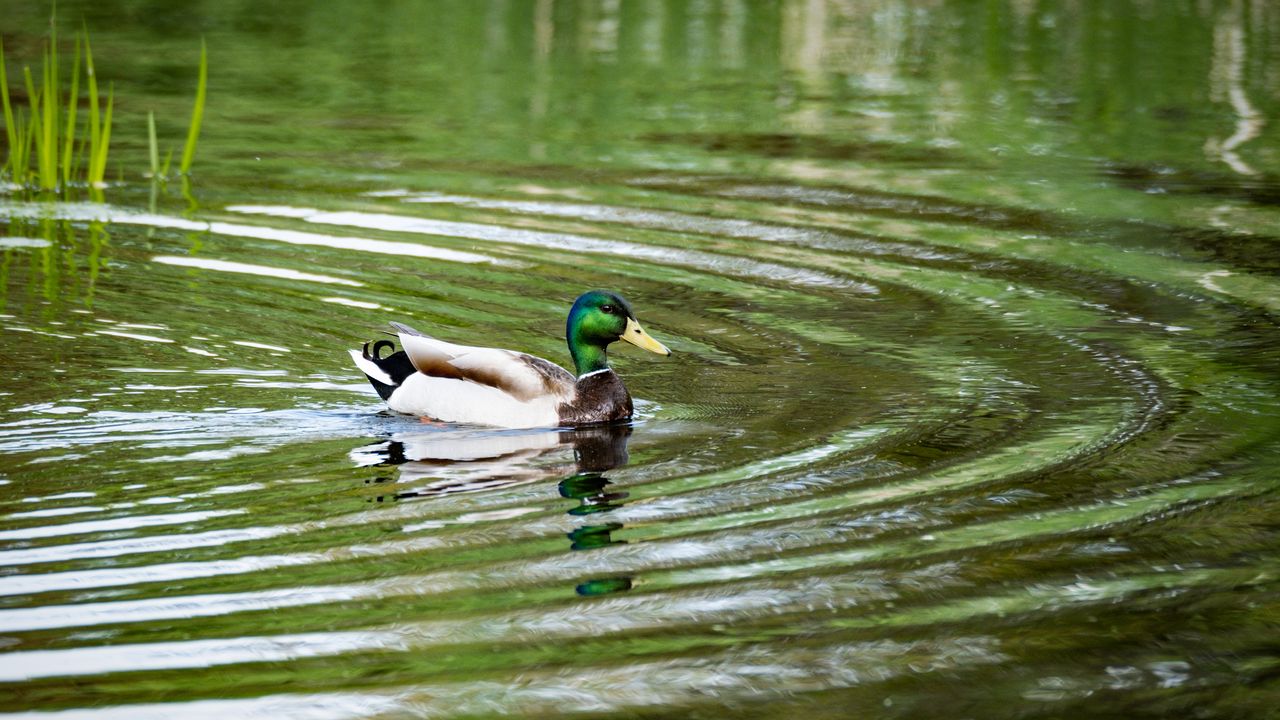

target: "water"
[1,1,1279,717]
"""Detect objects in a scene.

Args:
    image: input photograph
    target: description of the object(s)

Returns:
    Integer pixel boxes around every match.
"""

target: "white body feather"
[386,373,562,428]
[347,330,575,429]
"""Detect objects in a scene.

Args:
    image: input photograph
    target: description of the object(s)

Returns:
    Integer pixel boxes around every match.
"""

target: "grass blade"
[38,32,58,190]
[61,36,81,190]
[10,109,31,185]
[23,67,40,152]
[84,31,102,187]
[92,84,113,188]
[147,110,158,178]
[0,38,19,183]
[178,39,206,176]
[20,109,37,182]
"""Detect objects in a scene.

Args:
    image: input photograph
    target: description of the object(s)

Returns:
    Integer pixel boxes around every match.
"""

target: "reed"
[36,19,58,191]
[0,38,32,186]
[82,32,113,192]
[147,111,158,178]
[1,12,203,198]
[0,18,113,195]
[0,39,14,159]
[60,37,80,189]
[178,39,207,177]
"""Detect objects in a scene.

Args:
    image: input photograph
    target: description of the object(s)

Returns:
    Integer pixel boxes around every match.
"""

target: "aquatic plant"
[0,18,113,196]
[0,38,32,187]
[81,33,114,194]
[178,39,207,178]
[0,13,205,199]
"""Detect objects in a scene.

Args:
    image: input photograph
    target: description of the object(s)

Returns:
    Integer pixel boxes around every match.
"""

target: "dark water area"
[1,1,1278,718]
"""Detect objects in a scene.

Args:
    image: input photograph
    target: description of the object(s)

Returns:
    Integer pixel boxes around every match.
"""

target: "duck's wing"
[393,322,576,402]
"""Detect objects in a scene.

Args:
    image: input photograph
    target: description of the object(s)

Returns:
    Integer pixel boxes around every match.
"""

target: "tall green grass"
[82,33,113,194]
[178,39,207,177]
[0,20,113,195]
[0,13,206,199]
[0,38,32,186]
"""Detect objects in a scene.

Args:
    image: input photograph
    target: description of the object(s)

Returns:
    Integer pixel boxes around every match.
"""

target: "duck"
[349,290,670,428]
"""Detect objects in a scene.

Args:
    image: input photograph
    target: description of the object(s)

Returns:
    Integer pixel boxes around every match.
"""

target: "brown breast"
[557,370,633,426]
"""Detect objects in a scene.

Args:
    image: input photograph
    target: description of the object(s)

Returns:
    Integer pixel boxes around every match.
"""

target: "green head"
[566,290,670,376]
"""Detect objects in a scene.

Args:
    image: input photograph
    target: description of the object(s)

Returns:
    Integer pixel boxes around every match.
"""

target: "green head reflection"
[575,577,632,597]
[558,424,635,598]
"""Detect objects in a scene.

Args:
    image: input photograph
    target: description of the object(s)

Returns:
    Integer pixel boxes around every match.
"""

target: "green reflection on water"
[1,1,1279,718]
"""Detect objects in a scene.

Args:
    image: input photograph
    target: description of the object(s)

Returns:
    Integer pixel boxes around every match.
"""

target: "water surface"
[2,2,1279,718]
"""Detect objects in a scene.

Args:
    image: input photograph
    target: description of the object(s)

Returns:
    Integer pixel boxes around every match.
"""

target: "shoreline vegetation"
[0,11,207,202]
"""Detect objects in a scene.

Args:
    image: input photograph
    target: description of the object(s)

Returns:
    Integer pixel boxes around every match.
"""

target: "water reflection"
[0,216,109,313]
[352,425,565,498]
[557,425,634,596]
[352,422,636,596]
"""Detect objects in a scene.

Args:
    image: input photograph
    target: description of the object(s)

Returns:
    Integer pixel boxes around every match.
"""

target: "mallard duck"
[349,290,670,428]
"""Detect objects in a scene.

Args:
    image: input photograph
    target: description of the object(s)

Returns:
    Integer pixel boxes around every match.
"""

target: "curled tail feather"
[350,340,418,401]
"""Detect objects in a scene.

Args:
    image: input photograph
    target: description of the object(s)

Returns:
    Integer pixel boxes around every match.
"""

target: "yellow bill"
[621,317,671,356]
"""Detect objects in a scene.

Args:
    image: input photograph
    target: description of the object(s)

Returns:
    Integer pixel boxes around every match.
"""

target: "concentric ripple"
[3,155,1278,718]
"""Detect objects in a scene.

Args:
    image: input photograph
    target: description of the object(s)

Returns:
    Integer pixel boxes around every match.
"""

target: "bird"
[349,290,670,428]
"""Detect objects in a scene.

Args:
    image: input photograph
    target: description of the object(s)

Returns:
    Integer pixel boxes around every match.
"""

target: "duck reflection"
[352,427,569,497]
[557,426,634,596]
[351,422,635,596]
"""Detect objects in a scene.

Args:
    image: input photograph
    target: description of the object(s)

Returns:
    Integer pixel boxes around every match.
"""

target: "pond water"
[1,1,1279,717]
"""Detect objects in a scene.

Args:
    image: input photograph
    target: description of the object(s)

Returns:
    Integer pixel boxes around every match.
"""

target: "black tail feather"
[360,340,418,401]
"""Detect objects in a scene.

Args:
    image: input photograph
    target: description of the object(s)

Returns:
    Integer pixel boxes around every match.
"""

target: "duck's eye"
[601,304,616,314]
